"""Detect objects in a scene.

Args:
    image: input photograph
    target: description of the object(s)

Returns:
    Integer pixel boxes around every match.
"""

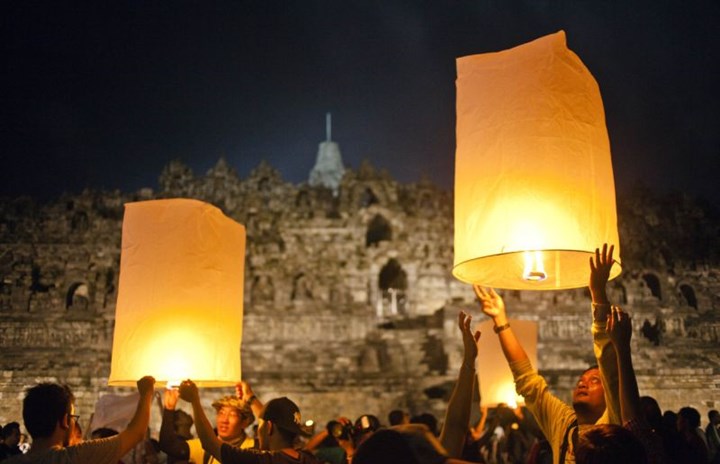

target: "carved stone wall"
[1,159,719,435]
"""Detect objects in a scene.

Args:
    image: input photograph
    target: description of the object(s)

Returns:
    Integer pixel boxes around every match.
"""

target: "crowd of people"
[1,245,719,464]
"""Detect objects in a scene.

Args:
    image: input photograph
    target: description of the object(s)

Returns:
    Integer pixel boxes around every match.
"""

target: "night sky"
[2,1,719,207]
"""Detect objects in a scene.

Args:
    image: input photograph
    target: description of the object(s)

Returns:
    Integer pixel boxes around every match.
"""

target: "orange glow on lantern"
[477,318,537,407]
[109,199,246,387]
[453,31,621,290]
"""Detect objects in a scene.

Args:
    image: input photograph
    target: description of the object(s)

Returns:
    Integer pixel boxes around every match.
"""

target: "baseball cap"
[260,397,308,436]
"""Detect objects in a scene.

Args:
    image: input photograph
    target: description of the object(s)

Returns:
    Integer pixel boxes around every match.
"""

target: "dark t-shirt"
[220,444,320,464]
[0,444,23,460]
[4,437,121,464]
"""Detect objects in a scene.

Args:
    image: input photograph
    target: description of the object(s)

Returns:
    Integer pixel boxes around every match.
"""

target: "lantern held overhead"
[453,31,621,290]
[109,199,246,387]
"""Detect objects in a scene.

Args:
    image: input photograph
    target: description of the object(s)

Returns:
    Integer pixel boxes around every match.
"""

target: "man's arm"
[590,244,621,424]
[607,306,673,464]
[305,417,355,458]
[469,406,488,442]
[235,381,263,420]
[179,379,222,460]
[439,311,481,458]
[117,376,156,457]
[158,389,191,459]
[304,428,330,451]
[606,306,640,423]
[473,286,528,364]
[474,286,575,456]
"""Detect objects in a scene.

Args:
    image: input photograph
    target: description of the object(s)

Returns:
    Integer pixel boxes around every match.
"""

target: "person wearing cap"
[159,386,257,464]
[178,380,320,464]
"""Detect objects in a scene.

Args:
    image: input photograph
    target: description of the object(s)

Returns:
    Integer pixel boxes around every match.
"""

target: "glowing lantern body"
[453,31,621,290]
[109,199,246,387]
[476,319,537,407]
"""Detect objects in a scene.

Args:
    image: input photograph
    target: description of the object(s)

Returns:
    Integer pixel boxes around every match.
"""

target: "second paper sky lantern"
[453,31,621,290]
[476,318,537,408]
[108,198,246,387]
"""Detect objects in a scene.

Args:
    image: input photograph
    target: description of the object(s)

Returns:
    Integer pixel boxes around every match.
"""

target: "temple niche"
[377,258,408,317]
[366,214,392,246]
[1,147,719,431]
[65,282,89,310]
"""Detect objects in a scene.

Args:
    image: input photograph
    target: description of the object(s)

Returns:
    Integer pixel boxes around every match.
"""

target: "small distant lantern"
[476,319,537,407]
[453,31,621,290]
[109,199,246,387]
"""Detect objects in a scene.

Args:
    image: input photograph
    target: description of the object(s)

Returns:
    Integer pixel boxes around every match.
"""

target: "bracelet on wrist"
[592,303,611,322]
[493,322,510,334]
[247,395,257,403]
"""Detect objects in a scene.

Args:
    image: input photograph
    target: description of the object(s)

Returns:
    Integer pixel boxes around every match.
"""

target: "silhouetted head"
[257,397,307,450]
[1,422,21,447]
[677,406,701,432]
[389,409,410,426]
[639,396,663,431]
[575,424,648,464]
[22,383,74,441]
[410,413,439,435]
[708,410,720,425]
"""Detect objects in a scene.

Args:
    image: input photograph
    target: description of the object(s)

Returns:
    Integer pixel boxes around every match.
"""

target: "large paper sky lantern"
[453,31,621,290]
[477,319,537,408]
[109,199,246,387]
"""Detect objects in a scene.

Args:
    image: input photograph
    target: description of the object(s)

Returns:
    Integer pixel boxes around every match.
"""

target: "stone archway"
[642,273,662,300]
[366,214,392,247]
[679,284,697,309]
[66,282,89,310]
[360,187,379,208]
[378,259,407,316]
[291,273,313,302]
[251,275,275,304]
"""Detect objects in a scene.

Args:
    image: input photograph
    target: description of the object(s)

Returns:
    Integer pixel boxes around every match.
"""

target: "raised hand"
[606,305,632,349]
[163,388,179,410]
[473,286,506,323]
[589,244,614,301]
[235,381,254,400]
[458,311,481,366]
[137,376,156,397]
[178,379,199,404]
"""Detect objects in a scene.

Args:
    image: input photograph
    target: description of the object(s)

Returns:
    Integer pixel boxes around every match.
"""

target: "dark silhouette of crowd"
[2,245,719,464]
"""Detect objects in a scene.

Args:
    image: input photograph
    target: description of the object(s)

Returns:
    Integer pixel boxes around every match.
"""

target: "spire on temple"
[309,112,345,196]
[326,112,332,141]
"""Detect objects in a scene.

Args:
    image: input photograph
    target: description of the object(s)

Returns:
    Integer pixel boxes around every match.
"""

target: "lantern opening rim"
[107,379,242,388]
[452,248,621,290]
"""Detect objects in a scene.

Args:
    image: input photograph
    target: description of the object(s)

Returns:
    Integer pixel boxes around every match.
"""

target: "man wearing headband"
[160,385,258,464]
[179,381,320,464]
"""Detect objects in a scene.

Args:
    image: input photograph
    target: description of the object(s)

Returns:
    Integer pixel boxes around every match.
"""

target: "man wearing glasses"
[5,376,154,464]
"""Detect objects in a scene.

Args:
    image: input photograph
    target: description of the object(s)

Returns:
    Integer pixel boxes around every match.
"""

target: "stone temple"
[1,132,719,435]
